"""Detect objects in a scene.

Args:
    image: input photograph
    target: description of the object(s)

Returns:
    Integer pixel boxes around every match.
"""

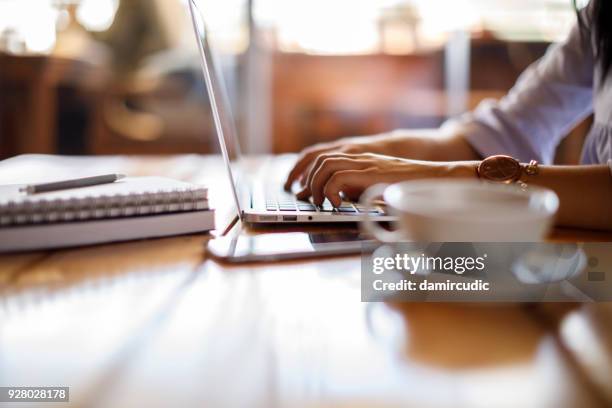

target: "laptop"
[187,0,394,224]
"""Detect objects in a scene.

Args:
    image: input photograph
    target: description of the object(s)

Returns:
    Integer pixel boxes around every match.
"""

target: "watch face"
[478,155,521,183]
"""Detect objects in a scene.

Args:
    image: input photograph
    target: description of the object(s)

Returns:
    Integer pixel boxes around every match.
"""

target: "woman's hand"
[295,152,478,207]
[283,129,481,191]
[283,135,392,191]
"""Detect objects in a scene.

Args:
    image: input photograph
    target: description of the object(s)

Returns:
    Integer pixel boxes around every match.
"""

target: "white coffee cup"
[360,179,559,242]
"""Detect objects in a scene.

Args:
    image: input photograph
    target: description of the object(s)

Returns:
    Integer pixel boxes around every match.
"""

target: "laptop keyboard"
[264,192,381,214]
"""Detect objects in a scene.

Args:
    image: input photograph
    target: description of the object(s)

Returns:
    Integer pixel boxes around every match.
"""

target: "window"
[0,0,118,53]
[253,0,580,55]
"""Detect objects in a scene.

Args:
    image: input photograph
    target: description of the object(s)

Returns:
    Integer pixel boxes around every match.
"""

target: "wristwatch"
[477,155,538,188]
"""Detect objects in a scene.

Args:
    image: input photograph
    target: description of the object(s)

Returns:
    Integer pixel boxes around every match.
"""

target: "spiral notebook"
[0,176,214,252]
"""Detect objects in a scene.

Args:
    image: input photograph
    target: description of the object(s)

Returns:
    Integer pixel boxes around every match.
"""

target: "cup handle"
[360,183,403,242]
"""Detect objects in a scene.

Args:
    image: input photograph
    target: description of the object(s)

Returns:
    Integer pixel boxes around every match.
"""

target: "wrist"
[444,161,480,178]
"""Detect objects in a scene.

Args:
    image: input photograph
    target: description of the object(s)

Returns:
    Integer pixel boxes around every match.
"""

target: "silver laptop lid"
[188,0,249,218]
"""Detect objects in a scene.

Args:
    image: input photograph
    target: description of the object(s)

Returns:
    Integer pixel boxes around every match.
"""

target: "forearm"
[523,165,612,230]
[369,128,482,161]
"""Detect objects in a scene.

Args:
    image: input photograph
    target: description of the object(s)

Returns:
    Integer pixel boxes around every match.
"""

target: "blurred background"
[0,0,590,162]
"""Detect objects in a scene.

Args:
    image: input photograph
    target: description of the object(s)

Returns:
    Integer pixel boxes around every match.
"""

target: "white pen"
[20,174,126,194]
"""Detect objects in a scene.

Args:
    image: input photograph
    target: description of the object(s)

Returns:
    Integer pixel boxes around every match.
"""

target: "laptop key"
[356,209,379,213]
[355,205,380,213]
[338,206,357,213]
[298,205,316,211]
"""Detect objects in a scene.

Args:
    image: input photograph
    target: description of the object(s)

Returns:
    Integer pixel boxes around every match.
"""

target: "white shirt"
[443,5,611,174]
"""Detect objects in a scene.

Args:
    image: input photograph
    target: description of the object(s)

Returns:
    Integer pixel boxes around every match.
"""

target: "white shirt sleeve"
[442,11,595,164]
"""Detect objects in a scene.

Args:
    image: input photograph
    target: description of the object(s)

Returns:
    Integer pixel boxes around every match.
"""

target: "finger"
[298,173,307,187]
[295,187,310,200]
[323,169,374,207]
[298,161,317,188]
[309,158,369,205]
[303,153,359,196]
[341,188,363,202]
[296,158,332,199]
[284,146,332,191]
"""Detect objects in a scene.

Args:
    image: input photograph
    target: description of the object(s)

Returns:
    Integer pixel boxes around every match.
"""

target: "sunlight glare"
[77,0,119,32]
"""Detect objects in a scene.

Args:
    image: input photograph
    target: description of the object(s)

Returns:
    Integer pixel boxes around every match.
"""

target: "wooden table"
[0,155,611,408]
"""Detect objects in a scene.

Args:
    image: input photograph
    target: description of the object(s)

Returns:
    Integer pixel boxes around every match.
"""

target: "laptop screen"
[188,0,249,217]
